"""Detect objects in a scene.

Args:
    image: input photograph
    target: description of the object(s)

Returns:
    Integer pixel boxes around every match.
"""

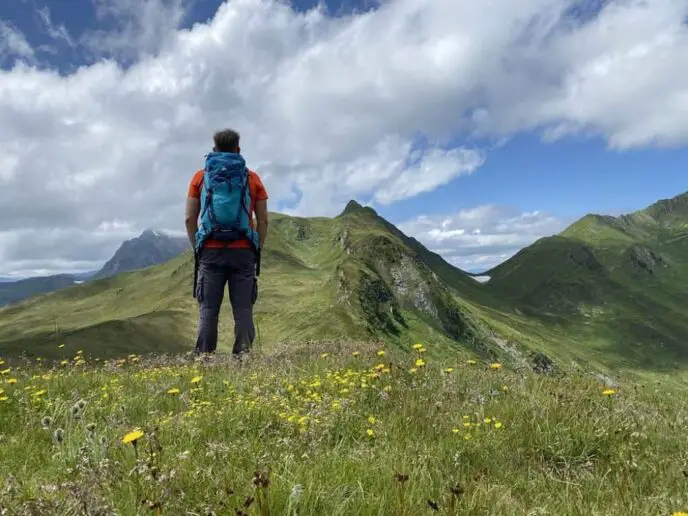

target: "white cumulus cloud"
[0,0,687,276]
[398,205,570,271]
[82,0,189,63]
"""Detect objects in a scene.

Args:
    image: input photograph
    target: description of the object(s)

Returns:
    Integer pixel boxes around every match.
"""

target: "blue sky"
[0,0,375,72]
[384,134,688,223]
[0,0,686,276]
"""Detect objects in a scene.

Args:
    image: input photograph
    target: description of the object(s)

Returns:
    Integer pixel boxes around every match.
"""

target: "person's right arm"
[185,172,202,248]
[184,197,200,248]
[255,199,268,249]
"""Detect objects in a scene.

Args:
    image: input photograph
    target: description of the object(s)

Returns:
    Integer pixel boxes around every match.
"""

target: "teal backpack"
[192,152,261,299]
[195,151,259,252]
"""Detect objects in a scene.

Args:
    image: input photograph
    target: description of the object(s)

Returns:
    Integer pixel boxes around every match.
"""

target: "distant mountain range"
[91,229,189,280]
[0,275,80,307]
[1,191,687,377]
[0,230,188,307]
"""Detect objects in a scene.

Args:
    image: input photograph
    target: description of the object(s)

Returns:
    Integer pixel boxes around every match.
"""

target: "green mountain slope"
[0,203,494,361]
[486,191,688,370]
[2,194,688,379]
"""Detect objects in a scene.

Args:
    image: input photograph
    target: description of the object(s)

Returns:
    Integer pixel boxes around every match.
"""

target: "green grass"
[1,342,687,515]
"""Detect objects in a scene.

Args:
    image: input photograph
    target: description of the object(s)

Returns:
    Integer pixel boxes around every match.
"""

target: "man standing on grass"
[184,129,269,358]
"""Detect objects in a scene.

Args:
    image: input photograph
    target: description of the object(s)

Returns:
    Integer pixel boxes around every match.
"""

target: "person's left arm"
[251,172,269,249]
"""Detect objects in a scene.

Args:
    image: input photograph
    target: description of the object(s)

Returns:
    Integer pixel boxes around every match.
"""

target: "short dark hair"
[213,129,240,152]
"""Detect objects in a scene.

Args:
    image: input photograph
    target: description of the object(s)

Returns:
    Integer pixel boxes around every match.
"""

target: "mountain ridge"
[0,204,501,364]
[92,228,189,280]
[0,229,189,307]
[0,274,80,308]
[484,190,688,370]
[1,192,688,377]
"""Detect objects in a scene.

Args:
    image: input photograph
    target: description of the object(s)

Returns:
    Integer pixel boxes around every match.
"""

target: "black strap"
[255,248,261,277]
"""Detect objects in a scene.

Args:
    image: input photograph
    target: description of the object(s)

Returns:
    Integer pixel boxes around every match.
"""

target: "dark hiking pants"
[194,248,257,355]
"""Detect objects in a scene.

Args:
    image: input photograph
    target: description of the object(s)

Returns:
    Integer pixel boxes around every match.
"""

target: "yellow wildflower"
[376,350,385,357]
[366,429,374,437]
[415,358,426,367]
[367,415,376,425]
[6,378,17,385]
[490,363,502,370]
[467,359,477,365]
[602,389,616,396]
[190,376,202,385]
[352,351,360,357]
[167,388,181,395]
[122,428,144,444]
[444,368,454,373]
[320,353,329,358]
[0,396,8,402]
[0,369,9,375]
[494,422,503,429]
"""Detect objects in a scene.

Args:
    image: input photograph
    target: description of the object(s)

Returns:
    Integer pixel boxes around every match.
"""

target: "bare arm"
[255,199,269,249]
[184,197,200,248]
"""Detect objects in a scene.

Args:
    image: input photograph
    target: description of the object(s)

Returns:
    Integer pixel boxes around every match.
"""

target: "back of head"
[213,128,240,153]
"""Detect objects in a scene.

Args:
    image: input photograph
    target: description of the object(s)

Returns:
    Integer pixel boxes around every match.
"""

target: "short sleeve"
[250,171,268,201]
[187,170,203,199]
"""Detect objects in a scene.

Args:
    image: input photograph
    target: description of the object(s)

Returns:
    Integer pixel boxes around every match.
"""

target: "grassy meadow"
[1,340,687,515]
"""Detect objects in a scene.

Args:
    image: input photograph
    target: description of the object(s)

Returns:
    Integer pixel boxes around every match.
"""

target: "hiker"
[184,129,269,357]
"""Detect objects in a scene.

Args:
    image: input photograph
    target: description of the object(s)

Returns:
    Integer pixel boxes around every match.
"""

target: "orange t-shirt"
[187,168,268,249]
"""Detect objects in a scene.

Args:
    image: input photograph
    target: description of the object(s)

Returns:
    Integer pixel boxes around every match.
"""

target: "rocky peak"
[339,200,379,218]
